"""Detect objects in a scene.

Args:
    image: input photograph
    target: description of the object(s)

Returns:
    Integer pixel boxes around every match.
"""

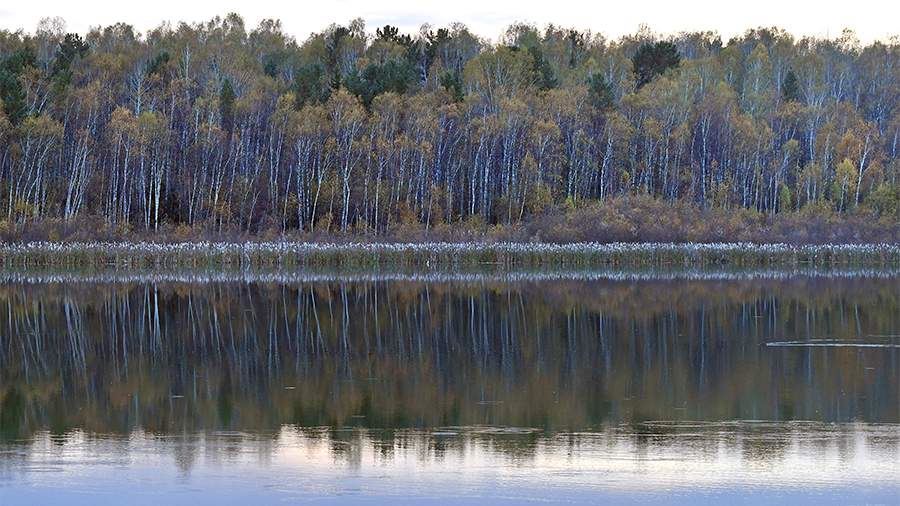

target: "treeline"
[0,15,897,239]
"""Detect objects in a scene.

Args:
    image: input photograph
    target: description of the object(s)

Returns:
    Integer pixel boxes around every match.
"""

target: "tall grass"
[0,241,897,269]
[0,266,896,285]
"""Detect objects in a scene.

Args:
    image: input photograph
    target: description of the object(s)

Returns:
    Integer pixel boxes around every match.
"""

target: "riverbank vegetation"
[0,15,897,241]
[0,195,897,244]
[1,240,897,269]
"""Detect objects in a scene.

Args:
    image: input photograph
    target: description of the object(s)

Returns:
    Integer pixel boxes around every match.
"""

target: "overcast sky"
[1,1,897,43]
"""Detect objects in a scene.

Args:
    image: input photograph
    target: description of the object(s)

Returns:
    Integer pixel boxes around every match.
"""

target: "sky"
[0,0,897,44]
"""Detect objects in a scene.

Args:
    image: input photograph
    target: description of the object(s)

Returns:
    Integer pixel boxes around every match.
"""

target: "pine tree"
[632,41,681,88]
[782,70,800,103]
[219,78,236,135]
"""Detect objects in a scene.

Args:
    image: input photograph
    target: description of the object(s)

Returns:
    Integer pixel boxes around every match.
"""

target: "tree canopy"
[632,41,681,88]
[0,15,895,238]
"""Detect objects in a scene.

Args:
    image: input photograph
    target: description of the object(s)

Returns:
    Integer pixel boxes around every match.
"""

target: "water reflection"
[0,424,897,505]
[0,273,898,503]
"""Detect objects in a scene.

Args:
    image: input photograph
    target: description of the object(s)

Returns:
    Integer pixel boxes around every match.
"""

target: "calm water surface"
[0,269,897,504]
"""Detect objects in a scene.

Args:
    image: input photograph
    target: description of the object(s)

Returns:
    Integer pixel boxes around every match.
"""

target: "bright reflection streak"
[1,423,898,504]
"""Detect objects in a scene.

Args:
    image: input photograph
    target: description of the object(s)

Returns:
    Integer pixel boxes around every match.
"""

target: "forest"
[0,14,897,242]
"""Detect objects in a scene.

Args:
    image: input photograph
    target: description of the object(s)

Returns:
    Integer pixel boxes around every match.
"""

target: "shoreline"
[1,266,897,285]
[1,241,898,268]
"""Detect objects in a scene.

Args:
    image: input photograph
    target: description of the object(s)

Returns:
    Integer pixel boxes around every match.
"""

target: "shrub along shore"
[1,241,898,269]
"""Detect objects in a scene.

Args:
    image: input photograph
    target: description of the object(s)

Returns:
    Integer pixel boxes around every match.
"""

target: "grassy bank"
[1,241,898,269]
[1,264,897,286]
[2,196,898,246]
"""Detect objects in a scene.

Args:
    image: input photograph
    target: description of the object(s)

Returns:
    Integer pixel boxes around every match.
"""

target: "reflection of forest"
[0,276,897,440]
[1,424,897,485]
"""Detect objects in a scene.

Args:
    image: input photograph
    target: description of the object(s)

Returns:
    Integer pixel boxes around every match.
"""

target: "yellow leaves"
[499,96,528,124]
[327,88,365,131]
[864,184,899,218]
[272,93,296,124]
[295,103,328,137]
[92,53,129,83]
[672,121,692,144]
[629,73,678,109]
[531,119,560,145]
[524,182,553,215]
[463,46,533,97]
[837,118,878,163]
[371,91,404,119]
[109,106,137,137]
[13,198,34,216]
[108,106,171,147]
[730,114,758,153]
[605,111,635,143]
[782,139,800,158]
[643,117,662,140]
[542,86,589,124]
[748,43,772,74]
[21,114,63,140]
[210,198,232,220]
[406,93,441,132]
[236,76,280,116]
[70,80,103,110]
[800,162,822,186]
[137,110,168,143]
[776,99,803,124]
[699,80,738,118]
[835,158,857,187]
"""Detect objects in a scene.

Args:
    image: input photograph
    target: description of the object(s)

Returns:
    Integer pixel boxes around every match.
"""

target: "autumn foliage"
[0,16,897,242]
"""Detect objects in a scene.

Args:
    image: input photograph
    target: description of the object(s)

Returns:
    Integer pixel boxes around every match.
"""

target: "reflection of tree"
[173,433,199,477]
[218,369,234,427]
[0,277,896,442]
[0,424,895,480]
[0,386,25,441]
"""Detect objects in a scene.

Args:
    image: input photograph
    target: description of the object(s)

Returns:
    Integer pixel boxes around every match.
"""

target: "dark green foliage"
[50,33,89,91]
[375,24,417,69]
[440,71,464,102]
[0,47,35,124]
[346,59,415,107]
[566,30,586,68]
[146,51,170,77]
[421,28,452,81]
[262,50,292,80]
[375,25,414,51]
[865,184,899,218]
[1,47,36,74]
[782,70,800,103]
[425,28,450,64]
[528,46,557,91]
[263,59,278,78]
[53,33,90,73]
[0,71,25,123]
[326,26,350,89]
[632,41,681,88]
[293,63,329,109]
[219,78,236,134]
[588,73,614,111]
[376,25,400,41]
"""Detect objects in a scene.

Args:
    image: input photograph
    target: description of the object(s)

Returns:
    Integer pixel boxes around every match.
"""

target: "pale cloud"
[1,0,897,43]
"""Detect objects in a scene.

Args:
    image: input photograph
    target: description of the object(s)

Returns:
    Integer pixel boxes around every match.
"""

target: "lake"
[0,268,897,504]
